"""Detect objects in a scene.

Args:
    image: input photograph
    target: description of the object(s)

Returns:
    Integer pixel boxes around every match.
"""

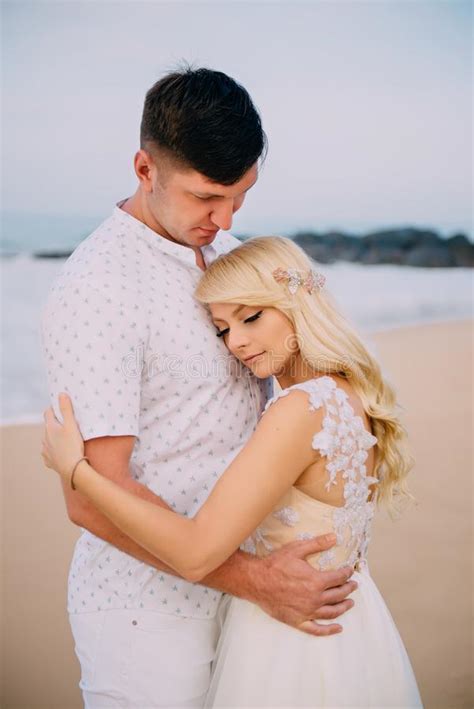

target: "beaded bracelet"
[70,456,89,490]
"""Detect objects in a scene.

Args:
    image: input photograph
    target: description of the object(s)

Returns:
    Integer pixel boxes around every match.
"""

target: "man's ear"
[134,149,155,192]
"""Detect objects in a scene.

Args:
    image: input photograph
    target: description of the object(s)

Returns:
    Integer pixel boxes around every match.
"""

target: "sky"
[2,0,472,237]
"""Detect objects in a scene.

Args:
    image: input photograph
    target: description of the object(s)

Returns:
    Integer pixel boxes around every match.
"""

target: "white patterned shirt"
[41,204,272,619]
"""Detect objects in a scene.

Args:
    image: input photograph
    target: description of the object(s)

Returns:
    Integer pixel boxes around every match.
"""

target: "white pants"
[69,608,222,708]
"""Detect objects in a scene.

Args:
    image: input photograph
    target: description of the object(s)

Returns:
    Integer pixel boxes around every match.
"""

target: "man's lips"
[243,351,265,363]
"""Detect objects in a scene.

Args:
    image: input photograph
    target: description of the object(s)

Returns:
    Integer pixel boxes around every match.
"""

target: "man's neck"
[120,191,163,236]
[119,191,206,271]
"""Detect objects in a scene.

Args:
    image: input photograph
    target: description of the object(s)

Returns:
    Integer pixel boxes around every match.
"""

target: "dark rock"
[405,246,456,268]
[292,228,473,267]
[293,232,364,264]
[363,228,441,250]
[447,234,474,267]
[360,247,405,265]
[34,250,72,259]
[363,229,417,250]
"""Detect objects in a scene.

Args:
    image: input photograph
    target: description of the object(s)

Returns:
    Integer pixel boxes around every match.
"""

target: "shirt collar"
[113,201,233,269]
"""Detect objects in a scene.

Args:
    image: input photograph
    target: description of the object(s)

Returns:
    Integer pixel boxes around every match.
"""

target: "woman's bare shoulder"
[259,386,325,441]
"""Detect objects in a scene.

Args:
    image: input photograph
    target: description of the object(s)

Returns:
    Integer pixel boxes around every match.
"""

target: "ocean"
[1,251,472,424]
[0,212,103,257]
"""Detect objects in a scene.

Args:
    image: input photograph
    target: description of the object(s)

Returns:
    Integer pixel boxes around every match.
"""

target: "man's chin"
[195,228,219,240]
[179,229,218,248]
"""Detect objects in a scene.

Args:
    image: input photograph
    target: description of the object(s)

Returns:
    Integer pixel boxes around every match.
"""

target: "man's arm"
[61,434,356,636]
[62,434,177,572]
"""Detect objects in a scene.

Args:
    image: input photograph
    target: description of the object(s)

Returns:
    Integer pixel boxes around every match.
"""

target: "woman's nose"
[227,328,251,354]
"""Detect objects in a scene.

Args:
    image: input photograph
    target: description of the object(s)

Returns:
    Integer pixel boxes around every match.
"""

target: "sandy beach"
[1,319,472,709]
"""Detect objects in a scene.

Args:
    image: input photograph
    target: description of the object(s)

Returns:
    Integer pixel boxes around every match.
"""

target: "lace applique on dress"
[241,524,274,554]
[272,507,300,526]
[296,532,316,541]
[241,376,378,570]
[317,548,337,569]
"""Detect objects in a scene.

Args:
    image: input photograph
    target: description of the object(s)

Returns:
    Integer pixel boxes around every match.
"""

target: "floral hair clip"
[272,267,326,295]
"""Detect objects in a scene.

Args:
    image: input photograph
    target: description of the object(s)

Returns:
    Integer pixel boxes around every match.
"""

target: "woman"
[42,236,422,707]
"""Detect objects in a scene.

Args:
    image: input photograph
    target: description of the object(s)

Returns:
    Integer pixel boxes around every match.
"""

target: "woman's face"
[209,303,299,379]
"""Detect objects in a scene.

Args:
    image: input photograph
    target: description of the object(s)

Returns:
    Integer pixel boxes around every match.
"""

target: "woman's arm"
[43,391,323,582]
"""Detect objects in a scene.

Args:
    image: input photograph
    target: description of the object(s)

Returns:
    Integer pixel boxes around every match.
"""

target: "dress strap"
[263,376,344,415]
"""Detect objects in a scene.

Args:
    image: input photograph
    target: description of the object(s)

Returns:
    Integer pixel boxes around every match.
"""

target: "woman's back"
[241,375,379,572]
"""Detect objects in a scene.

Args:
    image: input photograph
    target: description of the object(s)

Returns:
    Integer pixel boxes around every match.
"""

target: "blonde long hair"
[195,236,413,511]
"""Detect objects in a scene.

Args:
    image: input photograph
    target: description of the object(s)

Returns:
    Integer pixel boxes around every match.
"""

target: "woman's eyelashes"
[244,310,263,324]
[216,310,263,338]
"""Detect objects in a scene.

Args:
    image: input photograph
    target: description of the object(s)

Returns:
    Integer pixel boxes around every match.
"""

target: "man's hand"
[246,535,357,636]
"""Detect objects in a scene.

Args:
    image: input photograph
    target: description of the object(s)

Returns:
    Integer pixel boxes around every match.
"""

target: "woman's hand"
[42,393,85,483]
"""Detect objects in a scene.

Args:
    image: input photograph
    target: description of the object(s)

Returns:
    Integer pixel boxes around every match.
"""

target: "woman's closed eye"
[216,327,229,338]
[244,310,263,325]
[216,310,263,338]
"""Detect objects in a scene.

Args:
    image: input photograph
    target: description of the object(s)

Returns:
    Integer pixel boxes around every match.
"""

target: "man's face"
[147,161,258,248]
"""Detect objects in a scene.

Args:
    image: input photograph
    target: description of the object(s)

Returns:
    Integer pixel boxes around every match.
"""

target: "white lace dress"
[205,377,422,708]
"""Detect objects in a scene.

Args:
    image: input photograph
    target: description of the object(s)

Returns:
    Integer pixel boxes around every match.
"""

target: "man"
[42,67,356,708]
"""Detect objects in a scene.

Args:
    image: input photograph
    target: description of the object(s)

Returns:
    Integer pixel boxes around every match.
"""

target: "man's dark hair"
[140,66,267,185]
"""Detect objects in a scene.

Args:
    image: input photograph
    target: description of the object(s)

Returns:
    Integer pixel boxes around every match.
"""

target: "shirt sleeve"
[41,281,145,440]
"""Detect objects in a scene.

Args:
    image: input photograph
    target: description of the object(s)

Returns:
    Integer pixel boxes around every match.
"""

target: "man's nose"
[211,200,234,231]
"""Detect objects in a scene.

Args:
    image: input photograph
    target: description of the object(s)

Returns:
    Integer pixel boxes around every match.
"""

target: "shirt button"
[132,620,138,626]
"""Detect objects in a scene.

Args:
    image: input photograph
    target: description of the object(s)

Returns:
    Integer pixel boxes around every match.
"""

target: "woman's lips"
[243,351,265,363]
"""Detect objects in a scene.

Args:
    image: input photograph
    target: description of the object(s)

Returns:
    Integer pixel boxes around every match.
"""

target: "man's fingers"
[318,565,354,589]
[313,599,354,620]
[290,533,337,558]
[321,580,358,606]
[298,620,342,637]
